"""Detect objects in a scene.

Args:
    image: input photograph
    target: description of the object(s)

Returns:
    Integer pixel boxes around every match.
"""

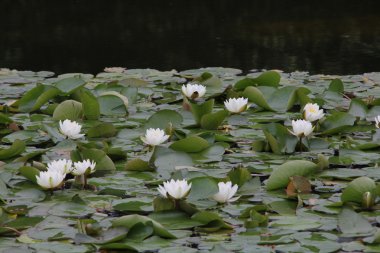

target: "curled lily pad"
[52,100,83,120]
[243,86,308,112]
[112,214,176,239]
[234,70,281,90]
[98,91,128,115]
[170,136,209,153]
[54,76,86,94]
[18,84,62,112]
[188,99,214,125]
[266,160,318,191]
[341,176,377,207]
[200,110,229,130]
[80,89,100,120]
[0,139,25,160]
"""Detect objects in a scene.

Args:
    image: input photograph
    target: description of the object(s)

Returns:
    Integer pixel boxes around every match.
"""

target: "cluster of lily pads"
[1,67,380,252]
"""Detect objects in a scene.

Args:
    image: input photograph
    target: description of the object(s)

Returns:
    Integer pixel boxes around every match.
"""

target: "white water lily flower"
[224,97,248,113]
[181,83,206,99]
[158,179,192,199]
[290,119,314,137]
[47,159,73,174]
[212,181,239,203]
[303,103,324,122]
[141,128,169,146]
[375,115,380,128]
[72,159,96,176]
[36,170,66,189]
[59,119,85,139]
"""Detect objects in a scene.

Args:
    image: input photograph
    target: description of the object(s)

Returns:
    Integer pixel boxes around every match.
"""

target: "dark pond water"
[2,0,380,75]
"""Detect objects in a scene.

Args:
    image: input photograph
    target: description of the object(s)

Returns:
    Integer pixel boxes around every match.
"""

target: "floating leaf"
[286,176,312,197]
[148,211,202,230]
[227,166,252,187]
[243,86,273,111]
[125,158,153,171]
[87,123,117,138]
[54,76,86,94]
[243,86,306,112]
[234,71,281,91]
[188,99,214,125]
[18,85,60,112]
[0,139,25,160]
[341,176,377,207]
[266,160,318,190]
[187,177,218,200]
[328,78,344,93]
[262,123,298,154]
[191,211,232,232]
[321,112,356,135]
[75,148,116,175]
[348,98,368,119]
[0,113,13,124]
[200,110,229,130]
[112,214,176,239]
[98,91,128,115]
[80,89,100,120]
[19,166,41,183]
[144,109,183,130]
[338,208,375,237]
[170,135,209,153]
[52,100,83,120]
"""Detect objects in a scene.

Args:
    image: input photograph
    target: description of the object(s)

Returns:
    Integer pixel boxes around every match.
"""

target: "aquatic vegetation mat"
[0,67,380,252]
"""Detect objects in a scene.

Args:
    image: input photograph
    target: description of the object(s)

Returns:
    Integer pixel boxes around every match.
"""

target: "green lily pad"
[266,160,318,190]
[53,100,83,120]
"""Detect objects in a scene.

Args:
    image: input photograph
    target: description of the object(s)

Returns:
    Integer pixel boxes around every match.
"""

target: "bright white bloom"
[224,97,248,113]
[72,159,96,176]
[375,115,380,129]
[181,83,206,99]
[158,179,192,199]
[36,170,66,189]
[59,119,85,139]
[141,128,169,146]
[303,103,324,122]
[47,159,73,174]
[290,119,314,138]
[212,181,239,203]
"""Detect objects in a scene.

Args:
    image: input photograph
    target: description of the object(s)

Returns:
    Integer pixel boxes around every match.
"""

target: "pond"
[1,67,380,252]
[1,0,380,74]
[1,1,380,253]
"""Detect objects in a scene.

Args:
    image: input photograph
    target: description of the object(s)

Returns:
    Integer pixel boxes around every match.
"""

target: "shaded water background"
[1,0,380,75]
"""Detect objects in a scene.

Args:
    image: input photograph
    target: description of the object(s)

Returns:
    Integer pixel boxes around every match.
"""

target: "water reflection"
[1,0,380,74]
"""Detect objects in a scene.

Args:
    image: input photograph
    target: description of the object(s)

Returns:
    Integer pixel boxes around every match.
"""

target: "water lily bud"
[181,83,206,100]
[47,159,73,174]
[72,159,96,176]
[290,119,314,137]
[36,170,66,189]
[59,119,85,139]
[157,179,192,199]
[362,191,375,209]
[303,103,324,122]
[224,97,248,113]
[374,115,380,128]
[212,181,239,203]
[141,128,169,146]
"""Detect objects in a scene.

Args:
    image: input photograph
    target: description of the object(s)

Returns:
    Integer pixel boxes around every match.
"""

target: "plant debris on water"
[0,67,380,252]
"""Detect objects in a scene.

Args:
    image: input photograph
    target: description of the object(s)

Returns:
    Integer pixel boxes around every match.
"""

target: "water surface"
[1,0,380,74]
